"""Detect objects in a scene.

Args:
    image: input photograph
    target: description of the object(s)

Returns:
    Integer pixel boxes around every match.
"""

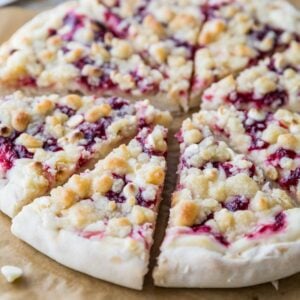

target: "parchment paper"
[1,3,300,299]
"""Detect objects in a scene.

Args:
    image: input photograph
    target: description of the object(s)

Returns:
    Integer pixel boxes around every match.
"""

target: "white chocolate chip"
[1,266,23,283]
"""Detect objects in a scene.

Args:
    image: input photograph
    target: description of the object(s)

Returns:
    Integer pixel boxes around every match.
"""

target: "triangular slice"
[190,0,300,105]
[202,41,300,112]
[12,125,168,290]
[154,113,300,287]
[0,92,171,217]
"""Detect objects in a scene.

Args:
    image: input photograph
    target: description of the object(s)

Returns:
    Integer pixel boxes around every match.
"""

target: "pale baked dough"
[12,204,148,289]
[154,239,300,287]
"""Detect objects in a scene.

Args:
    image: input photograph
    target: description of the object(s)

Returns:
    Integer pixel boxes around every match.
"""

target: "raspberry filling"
[105,189,126,204]
[129,71,159,94]
[191,224,229,246]
[104,174,126,203]
[77,117,113,149]
[169,38,196,59]
[267,148,297,167]
[250,25,283,44]
[108,97,131,117]
[43,137,63,152]
[130,225,152,249]
[201,3,226,23]
[62,12,85,41]
[104,174,157,208]
[211,161,255,178]
[246,212,286,239]
[249,25,285,58]
[223,195,249,212]
[79,73,117,91]
[48,28,57,37]
[105,188,156,207]
[280,168,300,189]
[180,213,229,246]
[77,63,117,91]
[266,148,300,189]
[135,188,156,208]
[243,112,270,151]
[56,104,76,117]
[108,97,129,110]
[0,137,33,172]
[104,11,128,38]
[79,230,105,239]
[224,90,288,110]
[73,56,94,70]
[136,128,166,157]
[18,77,36,87]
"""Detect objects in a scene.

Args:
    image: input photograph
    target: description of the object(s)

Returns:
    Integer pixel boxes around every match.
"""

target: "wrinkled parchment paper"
[1,3,300,299]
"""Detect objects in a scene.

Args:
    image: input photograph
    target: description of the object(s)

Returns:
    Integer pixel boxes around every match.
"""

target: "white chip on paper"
[1,265,23,283]
[271,280,279,290]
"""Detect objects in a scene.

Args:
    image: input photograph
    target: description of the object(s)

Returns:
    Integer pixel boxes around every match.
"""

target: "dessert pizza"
[202,41,300,112]
[2,0,300,291]
[191,0,300,104]
[153,113,300,287]
[12,125,168,290]
[0,91,171,217]
[0,1,202,111]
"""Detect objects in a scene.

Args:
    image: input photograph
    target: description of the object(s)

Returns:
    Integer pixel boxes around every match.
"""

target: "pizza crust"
[153,240,300,288]
[12,203,149,290]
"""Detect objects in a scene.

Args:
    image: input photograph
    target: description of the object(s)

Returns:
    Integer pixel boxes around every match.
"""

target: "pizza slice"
[0,1,201,111]
[12,125,168,290]
[153,113,300,287]
[202,41,300,112]
[191,0,300,105]
[194,105,300,200]
[0,92,171,217]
